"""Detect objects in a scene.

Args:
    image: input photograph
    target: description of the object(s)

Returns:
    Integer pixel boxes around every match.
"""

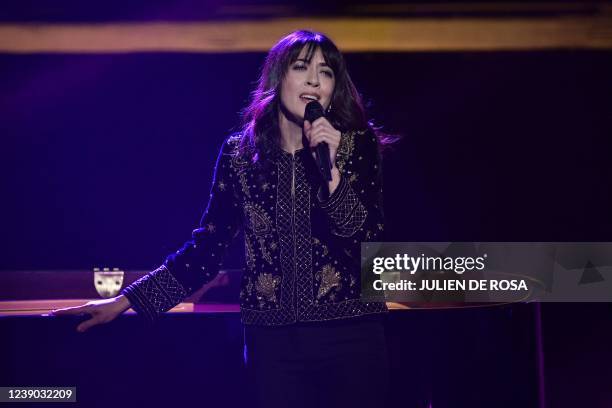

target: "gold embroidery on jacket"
[256,273,281,302]
[245,277,254,295]
[238,173,251,198]
[244,202,272,236]
[259,237,273,265]
[312,237,329,257]
[242,203,273,264]
[315,264,342,299]
[220,132,388,324]
[335,131,356,173]
[230,152,251,198]
[227,134,242,146]
[230,152,249,171]
[258,238,273,264]
[245,235,256,270]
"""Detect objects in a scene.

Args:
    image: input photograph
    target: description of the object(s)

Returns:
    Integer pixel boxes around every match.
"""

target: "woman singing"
[53,29,393,408]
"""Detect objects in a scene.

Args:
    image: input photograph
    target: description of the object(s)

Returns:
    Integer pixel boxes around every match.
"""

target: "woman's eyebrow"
[296,58,330,67]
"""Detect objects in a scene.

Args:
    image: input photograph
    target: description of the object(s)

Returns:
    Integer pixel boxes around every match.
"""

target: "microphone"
[304,101,332,181]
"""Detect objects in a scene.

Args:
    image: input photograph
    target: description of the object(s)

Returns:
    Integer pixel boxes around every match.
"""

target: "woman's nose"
[306,73,319,87]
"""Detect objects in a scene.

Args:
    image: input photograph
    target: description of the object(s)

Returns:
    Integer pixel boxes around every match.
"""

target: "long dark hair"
[237,30,397,164]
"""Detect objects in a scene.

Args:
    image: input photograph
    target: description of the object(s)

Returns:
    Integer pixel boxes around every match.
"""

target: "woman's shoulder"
[219,132,256,174]
[219,132,248,159]
[224,132,244,150]
[339,127,377,155]
[334,127,376,173]
[346,125,400,158]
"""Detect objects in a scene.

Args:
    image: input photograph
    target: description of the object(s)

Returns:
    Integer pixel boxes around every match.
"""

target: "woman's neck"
[278,110,304,154]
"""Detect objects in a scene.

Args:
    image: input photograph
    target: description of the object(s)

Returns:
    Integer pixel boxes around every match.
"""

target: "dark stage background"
[2,2,612,407]
[3,51,612,270]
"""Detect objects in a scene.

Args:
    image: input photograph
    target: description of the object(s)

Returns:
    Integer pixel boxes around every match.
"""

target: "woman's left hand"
[304,117,341,167]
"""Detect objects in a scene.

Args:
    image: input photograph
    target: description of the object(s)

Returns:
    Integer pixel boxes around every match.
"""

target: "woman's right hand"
[50,295,132,333]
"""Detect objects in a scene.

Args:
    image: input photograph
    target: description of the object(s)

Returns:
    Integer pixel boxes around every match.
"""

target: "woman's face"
[279,46,335,123]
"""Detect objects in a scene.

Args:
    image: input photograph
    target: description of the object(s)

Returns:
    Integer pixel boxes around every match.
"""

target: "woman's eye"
[293,64,306,70]
[322,71,334,78]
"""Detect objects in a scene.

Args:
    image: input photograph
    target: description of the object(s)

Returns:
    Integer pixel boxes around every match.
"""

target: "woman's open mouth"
[299,94,320,103]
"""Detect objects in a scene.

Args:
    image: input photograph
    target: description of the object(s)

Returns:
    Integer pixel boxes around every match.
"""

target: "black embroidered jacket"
[121,128,388,326]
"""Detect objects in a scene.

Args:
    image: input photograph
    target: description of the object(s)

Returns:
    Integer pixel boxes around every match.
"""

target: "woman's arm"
[318,128,385,243]
[51,294,132,333]
[120,137,242,322]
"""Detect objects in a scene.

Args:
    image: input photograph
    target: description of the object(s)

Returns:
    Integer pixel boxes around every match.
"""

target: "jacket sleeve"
[121,137,241,323]
[317,128,385,244]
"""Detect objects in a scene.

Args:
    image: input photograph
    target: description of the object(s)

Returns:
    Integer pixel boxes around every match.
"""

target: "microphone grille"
[304,101,324,123]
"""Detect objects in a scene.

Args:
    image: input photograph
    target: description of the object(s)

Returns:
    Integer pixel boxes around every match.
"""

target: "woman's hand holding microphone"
[303,117,342,195]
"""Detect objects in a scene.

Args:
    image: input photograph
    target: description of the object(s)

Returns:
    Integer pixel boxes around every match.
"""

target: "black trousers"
[243,314,390,408]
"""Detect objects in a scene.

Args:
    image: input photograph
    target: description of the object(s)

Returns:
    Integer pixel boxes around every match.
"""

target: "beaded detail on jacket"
[121,129,388,326]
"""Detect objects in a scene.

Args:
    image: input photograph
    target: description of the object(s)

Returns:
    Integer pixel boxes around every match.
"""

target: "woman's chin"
[279,105,305,126]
